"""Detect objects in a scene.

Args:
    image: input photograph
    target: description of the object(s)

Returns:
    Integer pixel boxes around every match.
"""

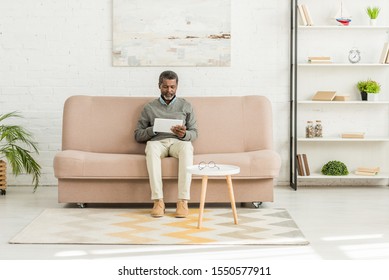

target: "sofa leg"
[252,202,262,208]
[77,203,87,208]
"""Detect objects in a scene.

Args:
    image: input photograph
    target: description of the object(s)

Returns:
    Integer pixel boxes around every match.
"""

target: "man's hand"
[171,125,186,138]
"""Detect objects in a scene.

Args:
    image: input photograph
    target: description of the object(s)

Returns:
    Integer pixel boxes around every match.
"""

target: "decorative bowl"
[336,18,351,26]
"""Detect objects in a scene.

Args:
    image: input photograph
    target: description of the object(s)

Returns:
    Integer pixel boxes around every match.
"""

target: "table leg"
[226,175,238,225]
[198,175,208,229]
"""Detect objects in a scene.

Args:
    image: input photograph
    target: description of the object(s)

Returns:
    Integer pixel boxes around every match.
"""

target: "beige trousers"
[145,138,193,200]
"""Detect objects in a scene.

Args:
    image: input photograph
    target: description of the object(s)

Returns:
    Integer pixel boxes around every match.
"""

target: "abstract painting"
[113,0,231,67]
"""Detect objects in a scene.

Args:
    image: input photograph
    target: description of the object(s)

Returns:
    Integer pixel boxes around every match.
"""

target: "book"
[333,95,349,101]
[308,60,333,64]
[356,167,380,173]
[302,154,310,176]
[386,50,389,64]
[308,56,331,60]
[355,171,377,176]
[301,4,314,26]
[296,154,310,176]
[341,132,365,138]
[379,42,389,64]
[296,154,305,176]
[312,91,336,101]
[308,56,332,64]
[297,4,308,26]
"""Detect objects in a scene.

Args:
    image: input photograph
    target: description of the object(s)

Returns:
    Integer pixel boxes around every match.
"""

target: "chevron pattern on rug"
[9,208,309,245]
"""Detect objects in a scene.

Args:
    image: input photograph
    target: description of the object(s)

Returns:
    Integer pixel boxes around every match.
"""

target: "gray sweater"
[134,97,198,143]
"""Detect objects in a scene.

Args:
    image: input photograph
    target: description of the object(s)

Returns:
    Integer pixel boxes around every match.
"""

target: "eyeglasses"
[198,161,220,170]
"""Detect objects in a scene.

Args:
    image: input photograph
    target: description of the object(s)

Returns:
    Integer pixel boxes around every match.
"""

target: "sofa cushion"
[188,96,273,154]
[54,150,280,179]
[61,95,274,155]
[54,150,149,179]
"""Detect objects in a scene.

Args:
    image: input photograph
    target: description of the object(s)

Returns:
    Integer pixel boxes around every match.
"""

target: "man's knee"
[145,141,163,156]
[178,141,193,154]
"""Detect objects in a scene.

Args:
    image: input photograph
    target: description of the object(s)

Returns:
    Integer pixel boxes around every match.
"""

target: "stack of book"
[341,132,365,139]
[379,42,389,64]
[297,4,314,26]
[311,91,350,101]
[312,91,336,101]
[296,154,310,176]
[355,167,380,176]
[308,56,332,64]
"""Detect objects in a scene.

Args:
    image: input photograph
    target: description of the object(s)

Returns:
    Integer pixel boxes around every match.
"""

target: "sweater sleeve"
[181,104,198,142]
[134,105,155,143]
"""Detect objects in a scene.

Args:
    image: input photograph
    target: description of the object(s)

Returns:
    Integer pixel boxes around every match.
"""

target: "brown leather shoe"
[175,200,189,218]
[151,199,165,218]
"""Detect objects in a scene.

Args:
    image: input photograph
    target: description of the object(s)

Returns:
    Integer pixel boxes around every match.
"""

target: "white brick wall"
[0,0,291,186]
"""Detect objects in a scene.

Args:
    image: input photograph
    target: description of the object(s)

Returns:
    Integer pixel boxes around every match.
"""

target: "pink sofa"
[54,95,281,205]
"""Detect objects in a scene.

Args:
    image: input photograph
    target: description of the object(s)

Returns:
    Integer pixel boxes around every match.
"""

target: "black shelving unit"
[290,0,298,190]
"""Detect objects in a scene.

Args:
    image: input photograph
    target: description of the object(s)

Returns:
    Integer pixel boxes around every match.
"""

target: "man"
[134,70,198,218]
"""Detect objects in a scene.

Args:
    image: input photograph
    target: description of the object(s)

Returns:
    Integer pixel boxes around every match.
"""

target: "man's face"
[159,78,177,102]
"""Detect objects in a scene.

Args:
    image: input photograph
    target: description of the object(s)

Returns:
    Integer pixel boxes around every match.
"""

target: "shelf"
[290,1,389,189]
[298,137,389,142]
[298,172,389,179]
[298,26,389,30]
[298,63,389,67]
[298,101,389,104]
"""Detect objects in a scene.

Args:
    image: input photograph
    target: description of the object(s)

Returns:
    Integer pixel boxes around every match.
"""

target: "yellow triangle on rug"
[9,208,309,245]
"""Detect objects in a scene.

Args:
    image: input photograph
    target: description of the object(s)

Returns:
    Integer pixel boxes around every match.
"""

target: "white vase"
[367,93,379,101]
[370,19,377,26]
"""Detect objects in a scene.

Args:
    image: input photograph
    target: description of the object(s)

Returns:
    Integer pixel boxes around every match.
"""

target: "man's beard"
[162,93,175,100]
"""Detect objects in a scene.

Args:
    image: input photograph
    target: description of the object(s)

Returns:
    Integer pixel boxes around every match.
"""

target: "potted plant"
[321,160,349,176]
[356,79,381,101]
[366,6,380,25]
[0,111,41,193]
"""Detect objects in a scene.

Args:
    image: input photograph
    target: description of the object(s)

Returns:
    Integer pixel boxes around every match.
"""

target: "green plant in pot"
[0,111,41,192]
[366,6,380,25]
[356,79,381,101]
[321,160,349,176]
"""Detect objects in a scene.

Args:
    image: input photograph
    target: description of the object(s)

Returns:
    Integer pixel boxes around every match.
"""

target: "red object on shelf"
[336,18,351,26]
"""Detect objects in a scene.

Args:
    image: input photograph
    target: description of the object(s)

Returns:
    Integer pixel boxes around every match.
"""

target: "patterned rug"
[9,208,309,245]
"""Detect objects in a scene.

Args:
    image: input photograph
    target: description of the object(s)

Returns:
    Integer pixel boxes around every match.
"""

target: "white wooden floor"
[0,185,389,260]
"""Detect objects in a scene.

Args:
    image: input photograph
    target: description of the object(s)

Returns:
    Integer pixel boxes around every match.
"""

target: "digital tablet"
[153,118,184,134]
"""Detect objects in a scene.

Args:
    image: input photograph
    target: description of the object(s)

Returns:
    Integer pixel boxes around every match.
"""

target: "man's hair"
[158,70,179,87]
